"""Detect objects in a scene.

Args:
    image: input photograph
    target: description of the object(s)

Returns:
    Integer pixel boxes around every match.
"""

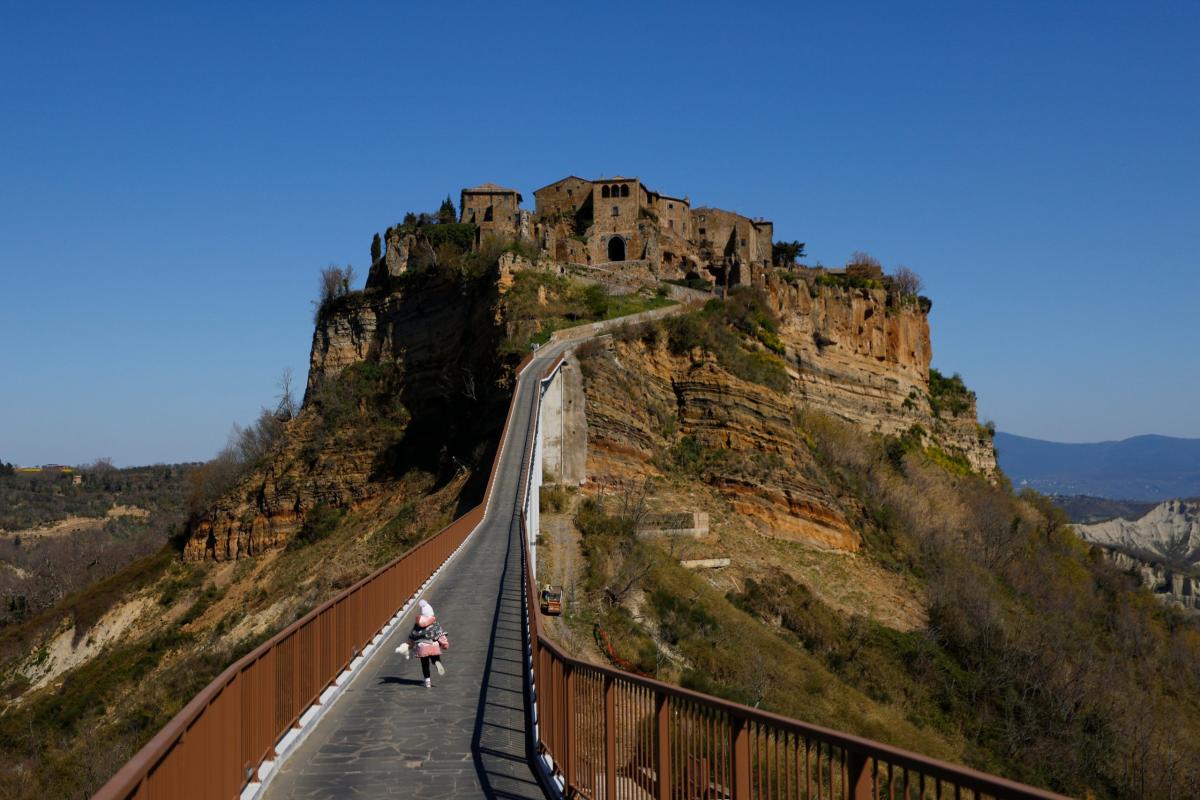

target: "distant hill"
[1049,495,1158,524]
[995,432,1200,501]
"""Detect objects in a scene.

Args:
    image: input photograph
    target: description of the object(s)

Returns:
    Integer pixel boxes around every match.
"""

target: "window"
[668,220,674,228]
[484,206,493,222]
[699,227,706,235]
[602,185,611,198]
[567,189,572,197]
[620,184,630,197]
[668,202,674,209]
[699,215,706,221]
[612,205,620,216]
[740,238,747,246]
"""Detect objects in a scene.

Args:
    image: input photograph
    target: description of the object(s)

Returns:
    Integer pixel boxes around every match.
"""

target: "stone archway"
[607,236,626,262]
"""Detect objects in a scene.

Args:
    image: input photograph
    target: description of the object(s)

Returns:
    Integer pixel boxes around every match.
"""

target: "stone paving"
[264,349,559,800]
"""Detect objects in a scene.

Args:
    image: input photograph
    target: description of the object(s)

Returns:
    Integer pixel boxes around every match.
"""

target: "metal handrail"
[92,355,535,800]
[517,356,1074,800]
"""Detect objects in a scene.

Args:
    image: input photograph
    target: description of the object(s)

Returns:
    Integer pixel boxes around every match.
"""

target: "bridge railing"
[517,358,1073,800]
[94,355,535,800]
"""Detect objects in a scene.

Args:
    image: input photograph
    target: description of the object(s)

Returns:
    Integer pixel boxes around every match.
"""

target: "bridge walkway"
[263,344,566,800]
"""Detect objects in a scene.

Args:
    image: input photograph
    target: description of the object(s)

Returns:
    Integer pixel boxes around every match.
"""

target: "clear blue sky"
[2,1,1197,466]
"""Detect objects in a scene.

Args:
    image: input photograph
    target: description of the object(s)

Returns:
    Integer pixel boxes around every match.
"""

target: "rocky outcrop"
[763,274,996,475]
[1102,548,1200,610]
[187,275,508,560]
[1075,499,1200,558]
[1075,500,1200,610]
[582,343,860,552]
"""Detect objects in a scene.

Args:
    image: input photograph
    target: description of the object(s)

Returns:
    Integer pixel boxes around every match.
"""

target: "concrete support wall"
[540,355,586,486]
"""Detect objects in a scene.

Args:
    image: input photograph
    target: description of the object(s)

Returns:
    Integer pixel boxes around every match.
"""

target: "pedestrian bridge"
[93,323,1071,800]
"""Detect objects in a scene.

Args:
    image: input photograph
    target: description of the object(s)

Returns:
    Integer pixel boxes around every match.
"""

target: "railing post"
[847,749,872,800]
[564,662,576,791]
[604,674,617,800]
[730,714,751,800]
[655,690,670,800]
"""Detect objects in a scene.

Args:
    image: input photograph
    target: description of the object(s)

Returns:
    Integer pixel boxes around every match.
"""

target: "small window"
[668,220,674,228]
[602,185,611,198]
[612,205,620,216]
[699,227,706,235]
[668,202,674,209]
[567,189,572,197]
[740,238,747,246]
[699,215,706,222]
[620,185,630,197]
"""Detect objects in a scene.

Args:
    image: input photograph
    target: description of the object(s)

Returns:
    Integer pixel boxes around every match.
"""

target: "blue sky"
[1,1,1197,466]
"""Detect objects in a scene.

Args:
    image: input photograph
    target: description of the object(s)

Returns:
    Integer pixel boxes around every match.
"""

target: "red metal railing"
[93,355,534,800]
[518,357,1074,800]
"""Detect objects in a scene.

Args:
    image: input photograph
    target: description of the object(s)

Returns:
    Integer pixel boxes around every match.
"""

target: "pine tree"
[438,195,457,224]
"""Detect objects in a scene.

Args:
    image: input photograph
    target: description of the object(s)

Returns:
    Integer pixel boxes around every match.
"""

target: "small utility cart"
[540,584,564,616]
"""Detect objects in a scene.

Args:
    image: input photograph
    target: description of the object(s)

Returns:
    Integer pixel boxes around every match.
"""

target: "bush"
[289,502,344,549]
[928,368,974,417]
[663,289,790,392]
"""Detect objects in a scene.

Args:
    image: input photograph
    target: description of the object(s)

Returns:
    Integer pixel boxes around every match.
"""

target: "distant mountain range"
[995,432,1200,501]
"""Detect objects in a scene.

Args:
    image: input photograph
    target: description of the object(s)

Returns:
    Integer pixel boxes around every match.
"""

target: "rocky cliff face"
[582,340,860,552]
[762,274,996,474]
[1075,500,1200,609]
[186,274,508,560]
[1075,499,1200,557]
[579,278,997,554]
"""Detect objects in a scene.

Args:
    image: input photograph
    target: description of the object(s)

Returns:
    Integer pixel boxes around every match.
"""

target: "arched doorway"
[607,236,626,262]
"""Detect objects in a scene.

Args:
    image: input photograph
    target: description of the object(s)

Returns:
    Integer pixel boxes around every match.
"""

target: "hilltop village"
[375,175,819,292]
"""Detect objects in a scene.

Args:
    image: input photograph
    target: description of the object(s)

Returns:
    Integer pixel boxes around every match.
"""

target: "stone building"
[490,174,775,288]
[459,183,523,247]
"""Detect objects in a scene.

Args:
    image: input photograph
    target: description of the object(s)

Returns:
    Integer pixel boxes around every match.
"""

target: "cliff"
[762,272,996,475]
[186,273,508,560]
[1075,499,1200,609]
[582,341,859,551]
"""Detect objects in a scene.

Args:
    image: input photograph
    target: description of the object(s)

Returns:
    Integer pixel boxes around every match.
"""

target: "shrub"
[928,368,974,417]
[289,502,344,549]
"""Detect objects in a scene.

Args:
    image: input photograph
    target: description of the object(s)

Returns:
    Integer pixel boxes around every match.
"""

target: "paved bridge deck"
[264,347,563,800]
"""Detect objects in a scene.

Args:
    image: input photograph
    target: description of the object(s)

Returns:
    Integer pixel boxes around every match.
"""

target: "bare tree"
[275,367,297,421]
[891,265,924,296]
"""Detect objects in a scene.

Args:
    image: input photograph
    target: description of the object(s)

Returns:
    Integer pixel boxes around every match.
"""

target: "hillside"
[0,464,193,627]
[537,294,1200,798]
[996,432,1200,500]
[0,231,676,799]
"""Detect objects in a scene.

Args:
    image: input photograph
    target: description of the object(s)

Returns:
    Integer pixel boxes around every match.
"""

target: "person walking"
[396,599,449,688]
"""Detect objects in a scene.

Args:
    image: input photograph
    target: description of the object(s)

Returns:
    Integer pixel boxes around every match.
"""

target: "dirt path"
[3,505,150,539]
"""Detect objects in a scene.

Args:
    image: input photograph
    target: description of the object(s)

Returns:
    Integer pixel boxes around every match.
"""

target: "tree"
[847,250,881,270]
[275,367,297,421]
[370,232,382,264]
[437,195,457,224]
[318,264,356,305]
[772,240,806,265]
[891,265,924,296]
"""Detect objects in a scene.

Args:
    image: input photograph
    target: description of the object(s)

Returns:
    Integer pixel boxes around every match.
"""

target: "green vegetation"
[663,288,789,391]
[771,239,806,265]
[500,273,675,355]
[928,368,975,417]
[0,466,192,629]
[815,272,884,291]
[288,502,345,550]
